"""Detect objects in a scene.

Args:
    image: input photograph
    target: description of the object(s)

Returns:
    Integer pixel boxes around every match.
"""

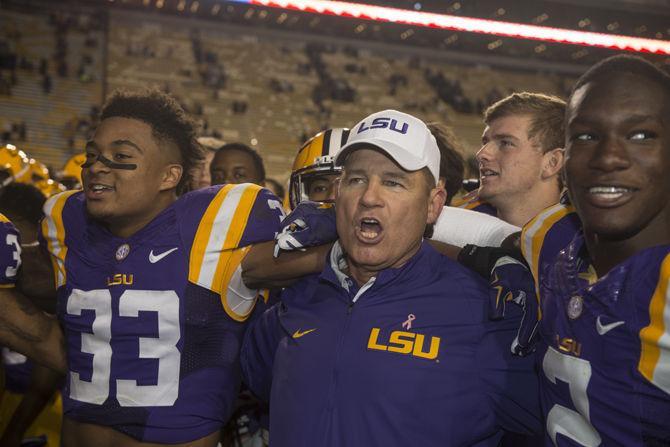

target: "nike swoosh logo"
[149,247,179,264]
[292,328,316,339]
[596,316,625,335]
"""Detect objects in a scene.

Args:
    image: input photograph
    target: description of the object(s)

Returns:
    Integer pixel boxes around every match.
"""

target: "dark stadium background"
[0,0,668,182]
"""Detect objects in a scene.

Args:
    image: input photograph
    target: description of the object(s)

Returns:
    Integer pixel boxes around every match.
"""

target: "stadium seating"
[0,5,574,180]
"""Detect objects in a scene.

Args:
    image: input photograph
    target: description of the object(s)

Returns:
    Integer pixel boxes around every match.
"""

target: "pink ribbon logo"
[402,314,416,330]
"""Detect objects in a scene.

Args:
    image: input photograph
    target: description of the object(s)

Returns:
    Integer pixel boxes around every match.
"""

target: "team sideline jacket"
[39,184,283,443]
[242,241,542,447]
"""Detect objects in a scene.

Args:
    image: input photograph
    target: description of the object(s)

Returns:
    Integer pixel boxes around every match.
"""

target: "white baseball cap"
[335,109,440,185]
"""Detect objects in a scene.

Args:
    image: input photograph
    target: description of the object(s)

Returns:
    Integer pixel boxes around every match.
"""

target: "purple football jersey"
[39,184,283,443]
[0,213,21,287]
[538,234,670,446]
[521,202,582,300]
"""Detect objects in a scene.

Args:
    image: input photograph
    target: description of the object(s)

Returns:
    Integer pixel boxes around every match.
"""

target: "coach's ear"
[541,148,564,180]
[160,164,183,191]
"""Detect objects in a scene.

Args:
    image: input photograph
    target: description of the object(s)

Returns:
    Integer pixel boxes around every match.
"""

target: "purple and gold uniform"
[39,184,283,443]
[521,201,581,308]
[453,196,498,217]
[538,234,670,446]
[0,213,21,288]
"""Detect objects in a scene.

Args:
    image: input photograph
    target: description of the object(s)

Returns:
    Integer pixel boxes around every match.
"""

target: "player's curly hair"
[100,88,204,195]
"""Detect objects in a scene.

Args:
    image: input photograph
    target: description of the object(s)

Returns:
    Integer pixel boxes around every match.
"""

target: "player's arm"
[242,200,337,289]
[242,241,331,289]
[16,244,57,314]
[240,302,286,402]
[0,287,67,373]
[431,205,520,248]
[0,363,63,445]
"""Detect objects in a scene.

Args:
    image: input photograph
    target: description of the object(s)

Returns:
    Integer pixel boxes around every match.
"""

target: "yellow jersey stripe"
[189,184,262,290]
[189,184,235,286]
[41,190,78,288]
[639,253,670,394]
[210,186,261,293]
[521,203,574,318]
[0,213,9,223]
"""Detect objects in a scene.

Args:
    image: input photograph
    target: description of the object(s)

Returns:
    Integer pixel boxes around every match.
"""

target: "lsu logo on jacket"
[367,328,440,360]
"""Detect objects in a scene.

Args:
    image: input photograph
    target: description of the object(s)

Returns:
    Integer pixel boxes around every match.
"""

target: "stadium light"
[229,0,670,55]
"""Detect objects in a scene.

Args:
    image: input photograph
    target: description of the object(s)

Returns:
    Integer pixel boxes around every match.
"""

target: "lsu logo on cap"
[357,117,409,135]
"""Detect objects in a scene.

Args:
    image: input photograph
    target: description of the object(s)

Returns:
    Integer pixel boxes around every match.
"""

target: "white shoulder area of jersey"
[431,205,520,248]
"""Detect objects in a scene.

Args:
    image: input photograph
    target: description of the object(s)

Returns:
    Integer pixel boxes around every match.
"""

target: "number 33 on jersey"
[39,184,284,444]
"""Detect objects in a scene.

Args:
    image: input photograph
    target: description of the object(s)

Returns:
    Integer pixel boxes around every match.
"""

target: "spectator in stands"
[41,73,51,94]
[210,142,265,186]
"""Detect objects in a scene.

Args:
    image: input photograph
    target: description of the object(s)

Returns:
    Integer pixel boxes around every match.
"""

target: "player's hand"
[458,245,539,356]
[274,201,337,257]
[489,256,539,356]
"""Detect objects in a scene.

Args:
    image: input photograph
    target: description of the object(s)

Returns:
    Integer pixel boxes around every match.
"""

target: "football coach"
[241,110,541,446]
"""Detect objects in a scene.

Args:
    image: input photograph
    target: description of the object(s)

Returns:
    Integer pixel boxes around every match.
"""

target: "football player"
[454,93,566,226]
[536,55,670,445]
[0,182,63,447]
[288,128,350,209]
[210,143,266,187]
[242,128,349,289]
[1,89,284,447]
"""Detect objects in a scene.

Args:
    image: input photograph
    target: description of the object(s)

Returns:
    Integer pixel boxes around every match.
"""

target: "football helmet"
[289,128,349,210]
[0,144,30,187]
[60,152,86,189]
[16,158,50,184]
[34,178,67,197]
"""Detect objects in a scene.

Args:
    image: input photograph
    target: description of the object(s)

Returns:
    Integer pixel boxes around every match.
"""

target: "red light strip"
[234,0,670,55]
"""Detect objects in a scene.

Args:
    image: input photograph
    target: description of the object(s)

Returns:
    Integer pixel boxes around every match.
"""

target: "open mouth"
[87,183,115,197]
[357,217,383,242]
[480,168,499,179]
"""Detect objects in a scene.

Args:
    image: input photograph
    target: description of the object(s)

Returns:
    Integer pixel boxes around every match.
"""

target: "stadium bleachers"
[0,8,103,170]
[1,5,574,180]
